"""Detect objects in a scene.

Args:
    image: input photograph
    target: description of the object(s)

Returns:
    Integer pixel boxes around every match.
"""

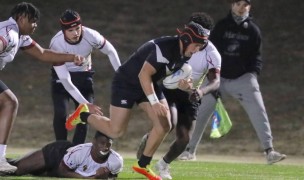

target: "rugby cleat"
[0,157,17,175]
[132,162,162,180]
[65,104,89,131]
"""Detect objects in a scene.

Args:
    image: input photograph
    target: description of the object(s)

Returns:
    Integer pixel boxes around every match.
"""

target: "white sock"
[0,144,7,158]
[160,158,169,166]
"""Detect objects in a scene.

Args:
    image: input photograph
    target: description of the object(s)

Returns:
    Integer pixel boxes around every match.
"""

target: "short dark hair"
[189,12,214,31]
[94,131,112,141]
[11,2,40,22]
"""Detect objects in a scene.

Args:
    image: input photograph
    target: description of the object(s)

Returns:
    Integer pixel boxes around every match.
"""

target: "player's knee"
[109,129,125,138]
[2,93,19,111]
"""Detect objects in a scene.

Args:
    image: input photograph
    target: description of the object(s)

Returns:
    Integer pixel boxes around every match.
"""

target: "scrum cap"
[233,0,251,4]
[60,9,81,30]
[178,21,210,49]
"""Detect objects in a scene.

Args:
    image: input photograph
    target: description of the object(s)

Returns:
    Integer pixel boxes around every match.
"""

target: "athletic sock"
[0,144,7,158]
[138,154,152,168]
[80,112,91,123]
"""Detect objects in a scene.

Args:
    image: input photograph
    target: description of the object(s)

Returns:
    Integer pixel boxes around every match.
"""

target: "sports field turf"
[1,156,303,180]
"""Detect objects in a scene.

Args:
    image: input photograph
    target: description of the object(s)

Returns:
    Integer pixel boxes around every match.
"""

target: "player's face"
[92,136,112,158]
[231,1,251,16]
[18,15,38,35]
[64,24,82,43]
[184,43,205,57]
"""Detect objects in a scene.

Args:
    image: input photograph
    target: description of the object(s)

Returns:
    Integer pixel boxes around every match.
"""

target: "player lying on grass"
[5,131,123,179]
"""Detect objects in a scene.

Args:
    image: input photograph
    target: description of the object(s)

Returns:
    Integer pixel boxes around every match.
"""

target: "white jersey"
[63,143,123,177]
[187,40,221,88]
[50,26,120,72]
[50,26,121,103]
[0,17,35,70]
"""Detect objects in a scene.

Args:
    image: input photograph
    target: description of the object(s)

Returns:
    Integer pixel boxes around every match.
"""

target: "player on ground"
[65,12,214,180]
[7,131,123,179]
[0,2,83,174]
[50,9,119,145]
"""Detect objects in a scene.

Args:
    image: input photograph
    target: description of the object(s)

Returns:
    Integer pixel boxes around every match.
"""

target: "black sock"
[80,112,91,123]
[138,155,152,168]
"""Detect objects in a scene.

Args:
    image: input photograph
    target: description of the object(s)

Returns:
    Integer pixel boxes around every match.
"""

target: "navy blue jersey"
[116,36,188,87]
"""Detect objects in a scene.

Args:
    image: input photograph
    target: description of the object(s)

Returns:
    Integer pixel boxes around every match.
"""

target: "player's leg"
[51,84,70,141]
[0,81,18,174]
[133,100,170,180]
[8,149,46,176]
[72,71,94,145]
[227,73,286,164]
[179,93,216,160]
[156,109,193,180]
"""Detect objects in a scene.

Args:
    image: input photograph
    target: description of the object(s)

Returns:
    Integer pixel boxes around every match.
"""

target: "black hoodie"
[210,11,263,79]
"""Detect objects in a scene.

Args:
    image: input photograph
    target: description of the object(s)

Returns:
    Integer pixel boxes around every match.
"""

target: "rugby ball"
[163,63,192,89]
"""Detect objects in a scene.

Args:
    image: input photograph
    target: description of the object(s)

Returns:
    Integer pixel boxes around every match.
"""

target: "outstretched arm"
[53,65,102,115]
[99,40,121,71]
[23,43,83,65]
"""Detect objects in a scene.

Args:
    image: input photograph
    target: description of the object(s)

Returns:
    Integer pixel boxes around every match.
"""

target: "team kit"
[0,1,286,180]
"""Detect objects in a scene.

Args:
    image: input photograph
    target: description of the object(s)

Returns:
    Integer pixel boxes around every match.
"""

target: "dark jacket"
[210,12,263,79]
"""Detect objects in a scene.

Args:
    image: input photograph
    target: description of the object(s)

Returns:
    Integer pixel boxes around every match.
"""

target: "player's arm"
[23,43,83,65]
[99,40,121,71]
[57,160,92,179]
[138,61,168,117]
[53,65,102,115]
[189,68,220,102]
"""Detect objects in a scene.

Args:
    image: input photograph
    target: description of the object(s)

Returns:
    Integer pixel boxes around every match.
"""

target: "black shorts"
[0,80,9,93]
[111,74,165,108]
[42,141,74,172]
[163,87,200,127]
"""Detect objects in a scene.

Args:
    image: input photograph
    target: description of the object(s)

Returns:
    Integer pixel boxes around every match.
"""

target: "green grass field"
[1,157,303,180]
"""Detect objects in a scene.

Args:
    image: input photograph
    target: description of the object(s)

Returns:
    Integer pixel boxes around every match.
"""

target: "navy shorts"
[111,75,165,108]
[0,80,9,93]
[163,86,200,128]
[42,141,74,172]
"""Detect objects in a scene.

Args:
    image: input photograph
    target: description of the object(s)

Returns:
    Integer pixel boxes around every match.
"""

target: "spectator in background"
[179,0,286,165]
[7,131,123,179]
[50,9,120,145]
[0,2,83,174]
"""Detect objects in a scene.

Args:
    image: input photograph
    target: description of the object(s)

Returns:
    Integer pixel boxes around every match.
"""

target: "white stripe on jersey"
[63,143,123,177]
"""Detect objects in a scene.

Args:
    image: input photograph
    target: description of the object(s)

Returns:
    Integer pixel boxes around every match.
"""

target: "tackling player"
[49,9,119,145]
[0,2,83,174]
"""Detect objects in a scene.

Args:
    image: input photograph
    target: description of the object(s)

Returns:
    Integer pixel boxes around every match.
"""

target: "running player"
[66,12,214,180]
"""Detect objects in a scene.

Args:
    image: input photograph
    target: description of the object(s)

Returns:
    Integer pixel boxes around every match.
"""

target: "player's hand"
[178,78,193,91]
[151,102,169,117]
[94,167,110,179]
[189,89,203,102]
[86,103,103,116]
[73,55,84,66]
